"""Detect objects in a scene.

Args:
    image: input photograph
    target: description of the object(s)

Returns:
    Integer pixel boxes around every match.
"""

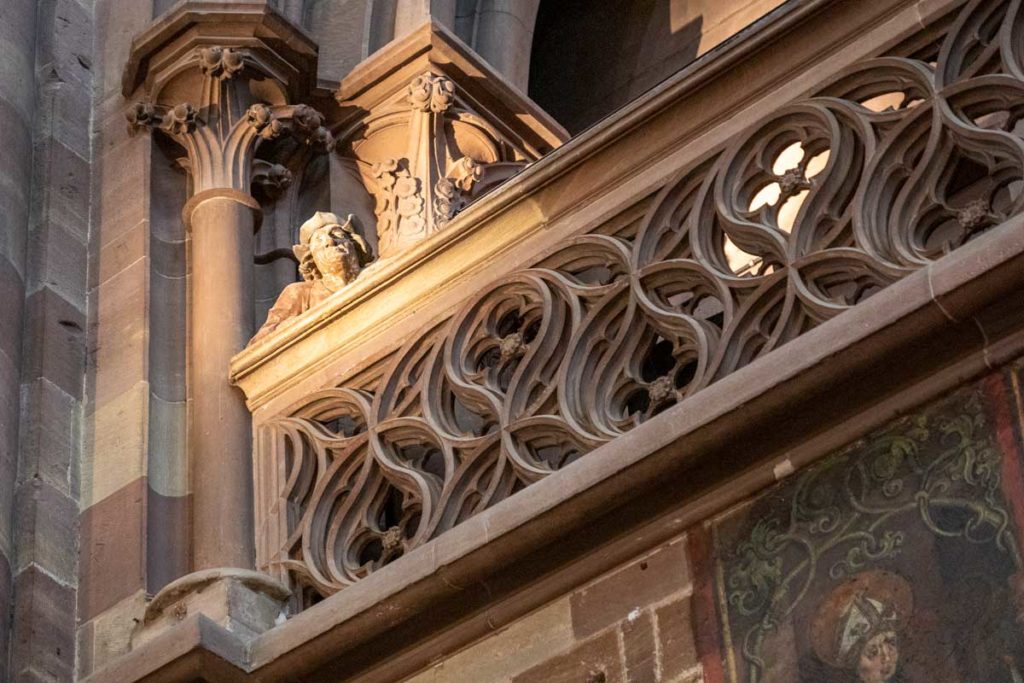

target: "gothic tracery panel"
[258,0,1024,603]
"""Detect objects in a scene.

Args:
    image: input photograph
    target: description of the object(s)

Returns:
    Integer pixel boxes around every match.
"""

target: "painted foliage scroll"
[691,360,1024,682]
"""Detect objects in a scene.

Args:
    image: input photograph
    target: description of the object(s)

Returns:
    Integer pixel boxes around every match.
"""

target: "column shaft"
[188,191,259,570]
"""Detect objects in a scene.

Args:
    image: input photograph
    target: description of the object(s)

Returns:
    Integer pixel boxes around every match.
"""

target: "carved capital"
[252,160,293,199]
[126,47,333,195]
[123,5,323,197]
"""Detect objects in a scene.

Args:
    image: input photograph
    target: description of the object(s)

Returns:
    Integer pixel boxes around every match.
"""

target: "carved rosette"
[127,47,334,197]
[337,71,533,259]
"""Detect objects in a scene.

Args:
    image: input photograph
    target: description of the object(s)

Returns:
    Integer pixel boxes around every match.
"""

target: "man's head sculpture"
[248,211,374,345]
[294,211,372,286]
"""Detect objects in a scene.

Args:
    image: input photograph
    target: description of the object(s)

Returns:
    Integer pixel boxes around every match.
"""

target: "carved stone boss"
[127,40,332,578]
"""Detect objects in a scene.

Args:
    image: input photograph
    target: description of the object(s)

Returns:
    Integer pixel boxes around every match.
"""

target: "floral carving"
[408,73,455,113]
[126,47,333,193]
[341,72,530,259]
[162,103,197,136]
[199,46,245,79]
[259,0,1024,604]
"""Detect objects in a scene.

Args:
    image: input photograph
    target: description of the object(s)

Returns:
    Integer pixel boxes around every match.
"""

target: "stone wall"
[77,0,168,676]
[407,538,700,682]
[0,1,38,677]
[0,0,94,680]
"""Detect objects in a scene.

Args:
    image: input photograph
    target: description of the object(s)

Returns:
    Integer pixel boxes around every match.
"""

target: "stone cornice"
[334,20,568,157]
[122,1,318,101]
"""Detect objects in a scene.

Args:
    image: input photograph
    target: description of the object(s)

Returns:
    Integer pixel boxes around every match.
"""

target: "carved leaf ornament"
[262,0,1024,601]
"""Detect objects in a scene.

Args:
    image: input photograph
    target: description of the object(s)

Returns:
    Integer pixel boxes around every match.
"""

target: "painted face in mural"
[810,571,913,683]
[856,630,899,683]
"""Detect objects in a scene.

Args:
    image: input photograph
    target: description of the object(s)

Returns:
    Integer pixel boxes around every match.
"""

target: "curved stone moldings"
[256,0,1024,603]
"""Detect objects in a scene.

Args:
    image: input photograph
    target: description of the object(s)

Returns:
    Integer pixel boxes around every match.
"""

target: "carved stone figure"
[250,211,372,344]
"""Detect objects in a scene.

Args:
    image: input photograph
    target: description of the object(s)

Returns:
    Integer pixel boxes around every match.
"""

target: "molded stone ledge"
[132,569,290,650]
[333,20,568,157]
[122,1,318,102]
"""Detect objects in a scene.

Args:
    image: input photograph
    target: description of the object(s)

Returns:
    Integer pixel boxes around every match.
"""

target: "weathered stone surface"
[79,477,146,620]
[27,216,88,312]
[96,219,146,290]
[0,96,32,271]
[35,0,94,91]
[150,233,186,280]
[10,567,76,682]
[0,550,11,676]
[145,487,190,593]
[147,275,187,404]
[13,478,77,585]
[132,569,289,649]
[17,378,79,504]
[146,395,186,495]
[622,610,657,683]
[512,629,625,683]
[0,349,19,561]
[0,257,25,370]
[407,598,576,682]
[656,596,699,681]
[21,287,85,400]
[89,260,147,409]
[77,589,147,679]
[82,381,148,510]
[0,0,38,125]
[570,540,691,639]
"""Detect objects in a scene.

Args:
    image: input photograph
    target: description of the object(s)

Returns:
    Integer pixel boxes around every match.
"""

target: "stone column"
[128,47,331,575]
[186,189,261,568]
[121,5,330,641]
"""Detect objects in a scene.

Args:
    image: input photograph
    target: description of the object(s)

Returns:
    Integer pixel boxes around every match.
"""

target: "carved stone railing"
[239,0,1024,608]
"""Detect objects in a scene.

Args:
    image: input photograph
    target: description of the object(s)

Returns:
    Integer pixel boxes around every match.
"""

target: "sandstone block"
[81,381,148,509]
[17,378,79,496]
[89,260,147,408]
[655,596,699,680]
[10,567,76,682]
[0,256,25,366]
[78,477,146,620]
[622,610,657,683]
[27,216,88,311]
[570,539,691,639]
[13,478,78,585]
[512,629,625,683]
[21,287,85,400]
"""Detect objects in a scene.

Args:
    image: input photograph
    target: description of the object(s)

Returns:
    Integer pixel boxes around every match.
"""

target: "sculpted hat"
[293,211,373,272]
[298,211,348,246]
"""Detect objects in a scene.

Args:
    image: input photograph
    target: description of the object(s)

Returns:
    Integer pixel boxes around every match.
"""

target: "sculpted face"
[856,631,898,683]
[309,225,362,284]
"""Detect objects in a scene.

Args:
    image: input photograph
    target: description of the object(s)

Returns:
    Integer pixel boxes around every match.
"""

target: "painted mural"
[693,367,1024,683]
